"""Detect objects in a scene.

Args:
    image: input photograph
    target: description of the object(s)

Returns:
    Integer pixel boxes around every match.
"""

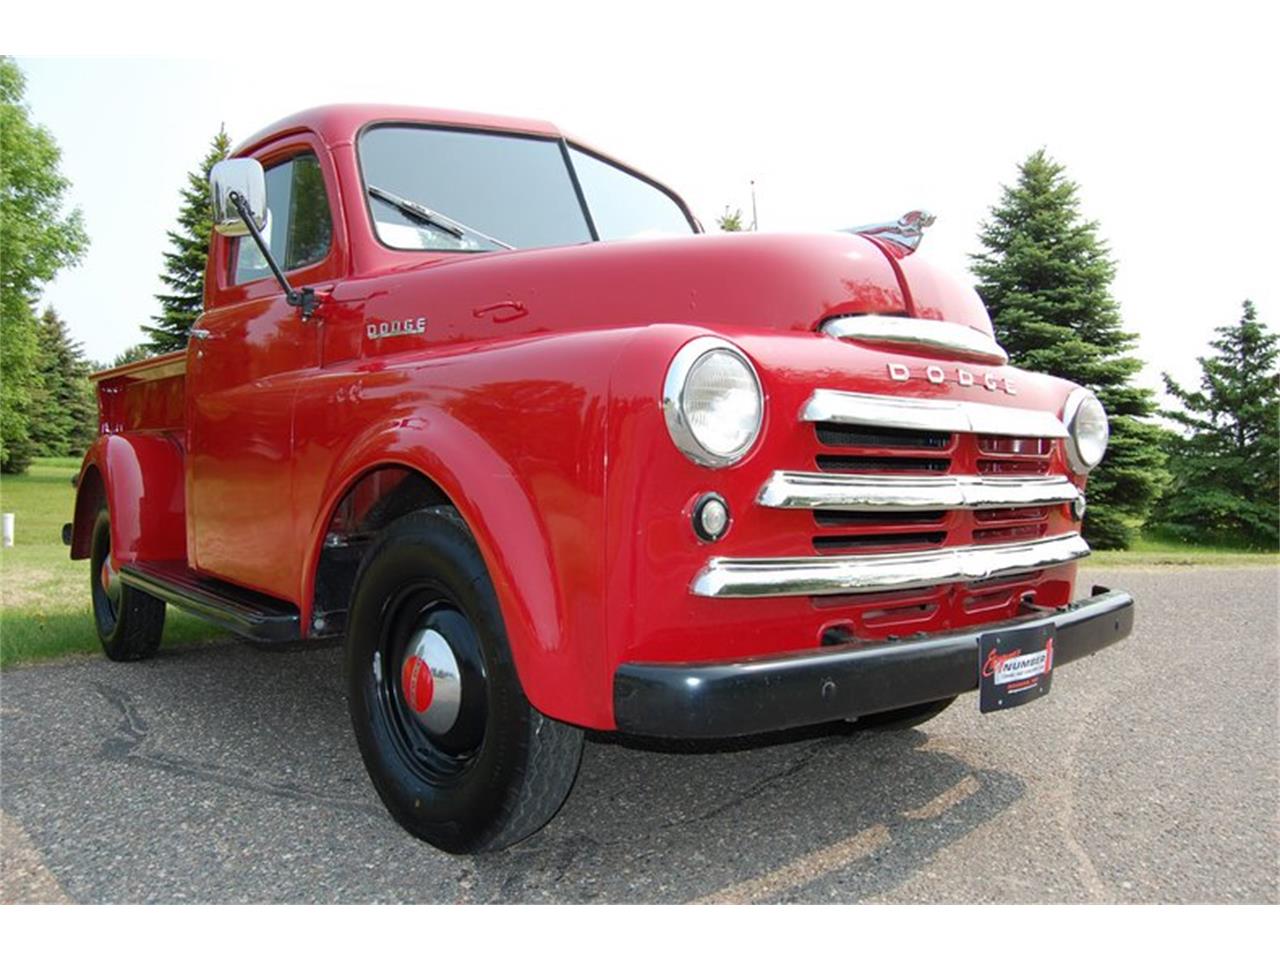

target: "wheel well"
[70,466,105,559]
[310,466,452,636]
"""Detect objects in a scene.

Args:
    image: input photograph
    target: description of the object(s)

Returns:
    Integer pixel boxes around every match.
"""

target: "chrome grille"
[692,388,1087,600]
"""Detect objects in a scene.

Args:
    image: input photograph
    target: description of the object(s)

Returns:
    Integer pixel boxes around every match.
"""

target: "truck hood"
[331,231,996,351]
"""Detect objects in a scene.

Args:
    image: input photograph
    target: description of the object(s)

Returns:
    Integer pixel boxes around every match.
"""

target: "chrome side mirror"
[210,158,267,237]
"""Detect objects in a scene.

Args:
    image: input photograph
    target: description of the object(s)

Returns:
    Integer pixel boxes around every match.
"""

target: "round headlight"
[1062,388,1109,473]
[663,337,763,467]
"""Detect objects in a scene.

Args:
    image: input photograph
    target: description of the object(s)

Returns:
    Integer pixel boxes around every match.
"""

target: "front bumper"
[613,586,1134,738]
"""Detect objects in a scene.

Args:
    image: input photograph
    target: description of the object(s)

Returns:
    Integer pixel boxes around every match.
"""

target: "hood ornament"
[841,209,936,254]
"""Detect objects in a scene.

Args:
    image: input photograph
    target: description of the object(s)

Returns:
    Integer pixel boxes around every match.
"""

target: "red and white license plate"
[978,622,1055,713]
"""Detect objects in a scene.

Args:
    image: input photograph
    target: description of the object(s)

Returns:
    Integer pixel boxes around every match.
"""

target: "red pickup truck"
[68,104,1133,853]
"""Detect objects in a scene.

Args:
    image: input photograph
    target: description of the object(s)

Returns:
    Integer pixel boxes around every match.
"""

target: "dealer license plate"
[978,622,1055,713]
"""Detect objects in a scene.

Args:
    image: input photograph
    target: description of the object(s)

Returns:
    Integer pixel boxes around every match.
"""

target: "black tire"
[345,506,583,854]
[89,508,165,661]
[846,696,956,731]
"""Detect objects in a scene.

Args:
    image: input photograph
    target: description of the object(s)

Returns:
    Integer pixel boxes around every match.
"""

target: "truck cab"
[69,104,1134,854]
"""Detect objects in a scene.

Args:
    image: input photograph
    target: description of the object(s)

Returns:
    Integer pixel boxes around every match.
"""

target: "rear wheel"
[89,508,165,661]
[345,506,583,854]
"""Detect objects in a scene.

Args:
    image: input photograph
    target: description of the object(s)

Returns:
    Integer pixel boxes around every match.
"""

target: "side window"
[568,146,694,241]
[234,152,332,285]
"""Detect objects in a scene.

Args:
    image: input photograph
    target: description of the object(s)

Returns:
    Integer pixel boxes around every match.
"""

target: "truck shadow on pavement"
[67,639,1022,903]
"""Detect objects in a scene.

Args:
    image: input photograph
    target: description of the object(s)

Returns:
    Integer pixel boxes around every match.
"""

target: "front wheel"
[345,507,583,854]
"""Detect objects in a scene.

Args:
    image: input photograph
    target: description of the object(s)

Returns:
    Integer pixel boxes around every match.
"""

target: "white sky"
[10,1,1278,399]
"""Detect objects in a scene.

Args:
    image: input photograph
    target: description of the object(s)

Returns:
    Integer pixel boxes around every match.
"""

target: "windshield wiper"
[367,185,514,250]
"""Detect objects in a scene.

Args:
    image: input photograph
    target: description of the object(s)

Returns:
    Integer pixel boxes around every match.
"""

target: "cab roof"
[233,103,565,157]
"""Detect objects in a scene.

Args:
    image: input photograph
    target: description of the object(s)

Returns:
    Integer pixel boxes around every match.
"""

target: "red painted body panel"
[78,104,1092,732]
[72,432,186,566]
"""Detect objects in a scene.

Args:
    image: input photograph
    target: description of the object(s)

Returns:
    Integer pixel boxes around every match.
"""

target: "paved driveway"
[1,566,1276,903]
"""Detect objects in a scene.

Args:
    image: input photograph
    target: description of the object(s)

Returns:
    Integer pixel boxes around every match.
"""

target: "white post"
[2,513,13,547]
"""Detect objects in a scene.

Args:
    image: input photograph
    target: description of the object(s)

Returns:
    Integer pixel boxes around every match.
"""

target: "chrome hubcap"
[100,554,121,606]
[399,626,462,735]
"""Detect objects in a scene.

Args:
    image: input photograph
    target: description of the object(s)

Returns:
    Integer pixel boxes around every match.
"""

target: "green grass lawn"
[1086,534,1279,567]
[1,458,1275,666]
[0,458,221,667]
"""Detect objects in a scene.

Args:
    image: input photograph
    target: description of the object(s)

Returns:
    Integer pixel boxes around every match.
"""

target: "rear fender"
[71,433,186,565]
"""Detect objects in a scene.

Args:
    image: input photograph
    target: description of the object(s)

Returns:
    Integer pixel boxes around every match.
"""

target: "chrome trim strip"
[757,471,1081,511]
[803,389,1068,439]
[821,314,1009,365]
[691,533,1090,598]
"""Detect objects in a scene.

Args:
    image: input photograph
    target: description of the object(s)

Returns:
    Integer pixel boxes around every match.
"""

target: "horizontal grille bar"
[758,471,1080,512]
[691,533,1089,598]
[803,389,1068,439]
[821,314,1009,365]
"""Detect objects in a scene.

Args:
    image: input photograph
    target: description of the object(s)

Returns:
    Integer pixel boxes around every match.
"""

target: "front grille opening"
[977,436,1053,456]
[977,458,1050,475]
[813,530,947,552]
[862,601,939,625]
[815,423,952,449]
[975,506,1049,524]
[964,588,1019,615]
[968,572,1039,594]
[972,523,1047,543]
[810,585,940,609]
[817,454,951,473]
[814,509,947,527]
[976,434,1053,476]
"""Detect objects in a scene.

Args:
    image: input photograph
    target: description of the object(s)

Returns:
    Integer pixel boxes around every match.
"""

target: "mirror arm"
[228,191,317,319]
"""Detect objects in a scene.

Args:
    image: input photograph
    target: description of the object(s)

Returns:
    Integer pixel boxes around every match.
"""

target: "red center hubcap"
[401,655,435,714]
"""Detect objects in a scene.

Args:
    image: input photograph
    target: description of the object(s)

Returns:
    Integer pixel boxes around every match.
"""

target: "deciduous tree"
[0,56,89,473]
[717,206,745,232]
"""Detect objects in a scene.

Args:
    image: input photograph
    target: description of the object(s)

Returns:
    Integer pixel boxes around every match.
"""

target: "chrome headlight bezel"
[1062,387,1109,474]
[662,337,764,468]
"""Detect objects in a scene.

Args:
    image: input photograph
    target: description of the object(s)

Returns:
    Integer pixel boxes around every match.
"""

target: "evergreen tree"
[971,150,1166,548]
[1,57,89,473]
[28,307,97,457]
[1154,301,1279,547]
[111,344,153,368]
[141,126,231,353]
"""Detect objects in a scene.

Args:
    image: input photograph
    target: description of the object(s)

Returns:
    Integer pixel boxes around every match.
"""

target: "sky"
[11,1,1278,399]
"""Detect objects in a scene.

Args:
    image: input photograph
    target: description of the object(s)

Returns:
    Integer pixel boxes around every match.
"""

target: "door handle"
[189,328,212,340]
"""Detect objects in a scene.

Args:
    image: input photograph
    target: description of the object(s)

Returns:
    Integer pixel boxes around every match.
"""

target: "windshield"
[358,124,695,252]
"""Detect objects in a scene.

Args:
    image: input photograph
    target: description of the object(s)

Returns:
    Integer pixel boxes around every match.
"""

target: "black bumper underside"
[613,587,1134,739]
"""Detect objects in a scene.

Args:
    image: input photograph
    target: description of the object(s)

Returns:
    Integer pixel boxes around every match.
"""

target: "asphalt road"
[2,566,1276,903]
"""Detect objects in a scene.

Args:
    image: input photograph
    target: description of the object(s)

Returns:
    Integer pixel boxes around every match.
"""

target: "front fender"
[295,329,636,728]
[71,433,186,565]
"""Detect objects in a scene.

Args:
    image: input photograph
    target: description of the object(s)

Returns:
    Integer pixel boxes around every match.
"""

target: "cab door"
[187,135,342,602]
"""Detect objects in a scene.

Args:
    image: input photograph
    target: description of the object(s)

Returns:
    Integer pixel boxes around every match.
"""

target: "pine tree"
[28,307,98,457]
[141,126,231,353]
[1154,301,1279,547]
[971,150,1166,548]
[1,57,89,473]
[111,344,152,368]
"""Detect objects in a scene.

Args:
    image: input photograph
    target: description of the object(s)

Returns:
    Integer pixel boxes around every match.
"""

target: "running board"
[119,561,300,643]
